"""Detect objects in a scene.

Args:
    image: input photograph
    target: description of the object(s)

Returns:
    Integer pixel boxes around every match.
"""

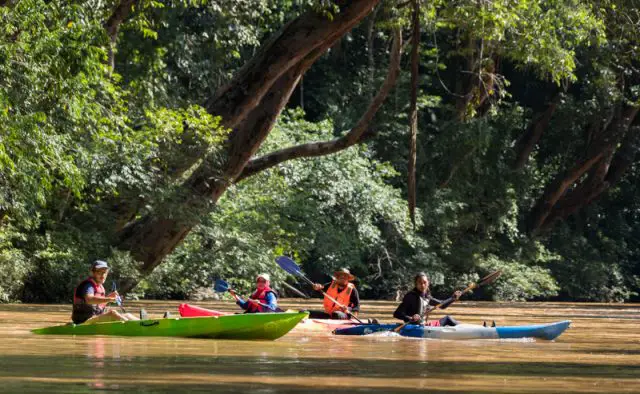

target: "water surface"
[1,300,638,393]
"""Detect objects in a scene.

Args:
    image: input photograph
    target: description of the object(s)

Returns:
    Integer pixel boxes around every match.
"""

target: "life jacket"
[71,278,107,324]
[323,281,355,314]
[73,278,106,309]
[247,286,277,313]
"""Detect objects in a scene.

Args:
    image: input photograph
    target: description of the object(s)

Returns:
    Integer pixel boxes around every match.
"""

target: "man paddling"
[393,272,461,327]
[72,260,139,324]
[309,268,360,320]
[230,273,282,313]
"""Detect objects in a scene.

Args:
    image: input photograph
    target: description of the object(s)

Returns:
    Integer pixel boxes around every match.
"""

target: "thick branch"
[237,28,402,181]
[407,0,420,226]
[205,0,382,131]
[104,0,139,70]
[528,105,639,234]
[513,92,562,170]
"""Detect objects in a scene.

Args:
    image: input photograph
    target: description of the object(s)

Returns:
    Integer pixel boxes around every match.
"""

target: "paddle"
[110,281,127,314]
[275,256,365,324]
[213,279,279,311]
[393,270,502,333]
[281,281,310,299]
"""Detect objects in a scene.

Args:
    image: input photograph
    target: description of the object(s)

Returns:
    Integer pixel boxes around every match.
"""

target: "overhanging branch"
[236,28,402,182]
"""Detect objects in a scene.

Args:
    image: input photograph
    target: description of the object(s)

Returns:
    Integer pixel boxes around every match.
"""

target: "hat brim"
[334,272,355,281]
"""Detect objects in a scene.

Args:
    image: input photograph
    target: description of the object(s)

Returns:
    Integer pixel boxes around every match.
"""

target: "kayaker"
[308,268,360,320]
[71,260,139,324]
[393,272,462,326]
[230,273,282,313]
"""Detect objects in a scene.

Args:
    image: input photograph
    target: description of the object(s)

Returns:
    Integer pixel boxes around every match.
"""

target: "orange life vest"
[323,281,354,314]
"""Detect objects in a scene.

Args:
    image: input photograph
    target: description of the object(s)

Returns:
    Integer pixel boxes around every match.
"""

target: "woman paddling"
[230,273,282,313]
[393,272,461,327]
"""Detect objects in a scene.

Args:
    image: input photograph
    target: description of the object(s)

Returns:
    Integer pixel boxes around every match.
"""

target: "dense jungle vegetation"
[1,0,638,303]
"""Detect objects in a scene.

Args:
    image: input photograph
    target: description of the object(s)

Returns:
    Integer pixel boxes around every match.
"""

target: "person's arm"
[430,294,456,310]
[80,284,116,305]
[348,287,360,313]
[311,282,331,294]
[264,292,278,311]
[393,294,413,322]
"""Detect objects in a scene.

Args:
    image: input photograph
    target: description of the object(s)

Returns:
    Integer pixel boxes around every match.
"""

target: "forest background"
[1,0,638,304]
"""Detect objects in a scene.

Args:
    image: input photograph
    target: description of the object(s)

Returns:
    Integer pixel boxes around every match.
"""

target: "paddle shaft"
[281,281,309,299]
[111,282,127,314]
[229,289,278,311]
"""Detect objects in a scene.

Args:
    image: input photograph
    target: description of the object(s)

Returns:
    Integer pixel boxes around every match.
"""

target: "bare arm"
[84,292,117,305]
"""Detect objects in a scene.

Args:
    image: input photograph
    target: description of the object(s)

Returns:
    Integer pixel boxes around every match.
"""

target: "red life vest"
[247,286,276,313]
[73,278,106,309]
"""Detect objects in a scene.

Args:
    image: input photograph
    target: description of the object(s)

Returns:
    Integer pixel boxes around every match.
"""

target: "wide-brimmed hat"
[256,273,271,282]
[333,268,355,281]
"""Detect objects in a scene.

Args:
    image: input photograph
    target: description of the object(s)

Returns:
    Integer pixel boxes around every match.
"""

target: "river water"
[1,300,638,393]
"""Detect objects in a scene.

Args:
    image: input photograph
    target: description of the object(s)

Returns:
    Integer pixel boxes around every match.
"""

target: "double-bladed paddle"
[393,270,502,333]
[275,256,364,324]
[111,281,127,313]
[213,278,279,311]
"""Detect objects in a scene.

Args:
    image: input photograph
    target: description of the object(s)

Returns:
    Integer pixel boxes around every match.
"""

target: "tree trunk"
[407,0,420,226]
[116,0,382,292]
[105,0,139,71]
[513,92,562,170]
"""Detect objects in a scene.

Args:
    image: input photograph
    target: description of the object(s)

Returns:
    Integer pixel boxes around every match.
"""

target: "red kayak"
[179,303,230,317]
[178,303,359,332]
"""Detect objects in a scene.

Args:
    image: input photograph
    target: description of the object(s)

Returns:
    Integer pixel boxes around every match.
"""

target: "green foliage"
[1,0,638,305]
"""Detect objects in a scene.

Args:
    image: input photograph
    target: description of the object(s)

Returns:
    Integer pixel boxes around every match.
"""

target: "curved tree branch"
[205,0,382,131]
[236,28,402,182]
[513,91,563,170]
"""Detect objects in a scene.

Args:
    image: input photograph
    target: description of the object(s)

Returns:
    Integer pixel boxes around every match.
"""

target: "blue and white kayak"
[333,320,571,340]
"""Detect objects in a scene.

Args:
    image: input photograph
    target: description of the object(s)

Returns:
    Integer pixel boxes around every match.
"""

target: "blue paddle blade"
[275,256,302,276]
[213,279,229,293]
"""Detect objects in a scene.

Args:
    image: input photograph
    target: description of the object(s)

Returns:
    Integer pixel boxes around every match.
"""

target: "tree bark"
[513,92,562,170]
[407,0,420,226]
[528,105,639,234]
[204,0,382,132]
[104,0,139,71]
[237,28,402,182]
[116,0,382,292]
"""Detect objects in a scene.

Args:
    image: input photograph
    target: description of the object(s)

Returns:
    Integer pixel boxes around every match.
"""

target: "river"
[1,300,638,393]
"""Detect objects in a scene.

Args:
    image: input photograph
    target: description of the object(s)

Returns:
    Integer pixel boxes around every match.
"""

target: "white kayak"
[333,320,571,340]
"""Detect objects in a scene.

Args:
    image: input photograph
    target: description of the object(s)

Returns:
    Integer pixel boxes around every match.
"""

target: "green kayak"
[32,311,308,340]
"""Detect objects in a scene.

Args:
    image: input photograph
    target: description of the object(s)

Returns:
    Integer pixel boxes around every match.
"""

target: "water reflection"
[0,300,638,393]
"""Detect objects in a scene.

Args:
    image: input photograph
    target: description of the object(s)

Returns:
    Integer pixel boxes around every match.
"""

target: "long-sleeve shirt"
[320,282,360,312]
[393,288,455,322]
[236,292,278,312]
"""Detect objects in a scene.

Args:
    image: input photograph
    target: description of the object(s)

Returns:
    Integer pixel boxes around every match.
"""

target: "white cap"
[257,273,270,281]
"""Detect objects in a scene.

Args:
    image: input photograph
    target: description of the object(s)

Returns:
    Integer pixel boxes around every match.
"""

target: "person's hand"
[312,283,323,291]
[452,290,462,300]
[106,291,118,303]
[249,298,261,305]
[410,314,421,322]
